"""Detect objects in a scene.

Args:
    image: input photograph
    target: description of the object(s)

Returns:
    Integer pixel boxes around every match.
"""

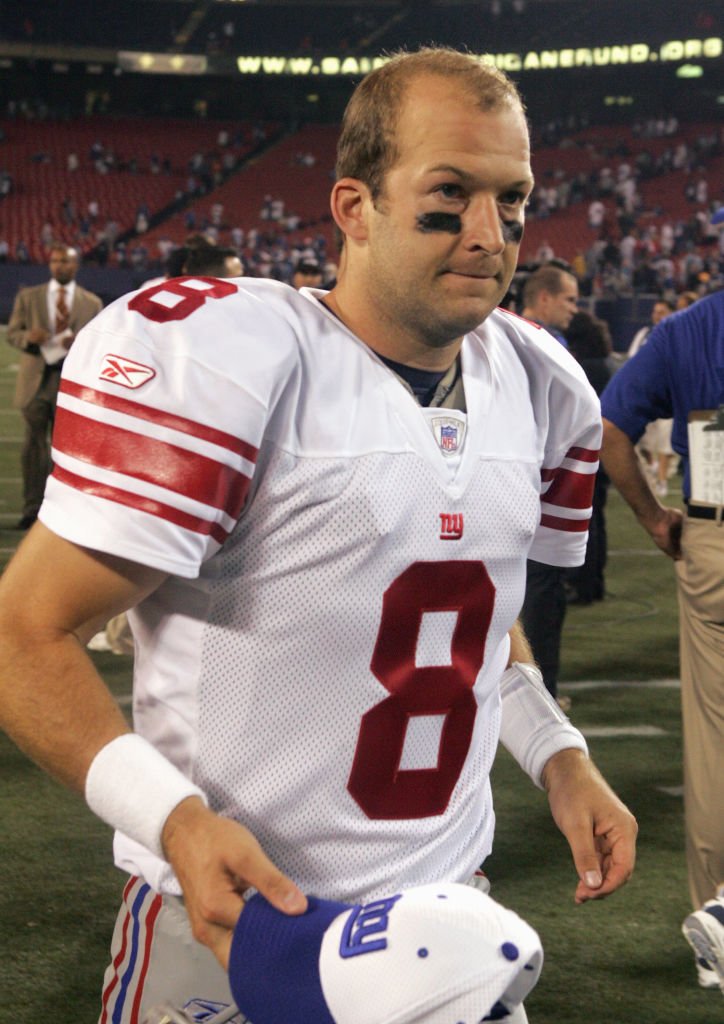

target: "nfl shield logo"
[429,413,466,456]
[440,423,458,452]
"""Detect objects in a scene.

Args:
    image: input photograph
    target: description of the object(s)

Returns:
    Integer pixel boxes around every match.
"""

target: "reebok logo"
[99,354,156,389]
[439,513,463,540]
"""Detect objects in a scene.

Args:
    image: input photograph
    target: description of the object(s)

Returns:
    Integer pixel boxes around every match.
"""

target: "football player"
[0,48,637,1023]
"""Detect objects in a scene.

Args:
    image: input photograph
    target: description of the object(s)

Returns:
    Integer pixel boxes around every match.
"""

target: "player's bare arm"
[506,619,534,665]
[0,522,156,788]
[601,418,683,559]
[542,748,638,904]
[0,522,306,957]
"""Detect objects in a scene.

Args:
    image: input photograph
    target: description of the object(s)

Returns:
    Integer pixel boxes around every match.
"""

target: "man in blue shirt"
[601,287,724,993]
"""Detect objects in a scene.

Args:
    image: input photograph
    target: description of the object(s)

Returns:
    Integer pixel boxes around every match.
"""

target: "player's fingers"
[575,826,637,903]
[225,835,307,918]
[197,885,245,932]
[575,863,630,903]
[203,920,234,971]
[252,862,308,917]
[565,822,604,895]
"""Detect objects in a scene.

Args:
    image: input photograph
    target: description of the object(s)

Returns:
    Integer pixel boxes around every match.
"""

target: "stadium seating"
[0,113,719,270]
[520,121,721,264]
[0,115,261,263]
[138,123,340,261]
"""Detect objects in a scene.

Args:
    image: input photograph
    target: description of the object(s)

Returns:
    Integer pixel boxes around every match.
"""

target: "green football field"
[0,333,717,1024]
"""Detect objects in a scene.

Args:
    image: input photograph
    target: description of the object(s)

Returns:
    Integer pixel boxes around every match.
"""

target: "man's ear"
[330,177,372,243]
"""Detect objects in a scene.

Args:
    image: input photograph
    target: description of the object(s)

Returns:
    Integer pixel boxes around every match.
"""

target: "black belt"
[686,504,720,521]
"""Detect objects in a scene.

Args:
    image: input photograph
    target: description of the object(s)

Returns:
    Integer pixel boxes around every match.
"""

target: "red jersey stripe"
[100,876,136,1024]
[540,512,590,533]
[129,893,163,1024]
[541,466,596,510]
[54,407,250,520]
[565,446,599,464]
[60,378,258,464]
[52,464,230,545]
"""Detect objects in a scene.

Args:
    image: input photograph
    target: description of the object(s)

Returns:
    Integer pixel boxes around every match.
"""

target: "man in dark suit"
[7,243,102,528]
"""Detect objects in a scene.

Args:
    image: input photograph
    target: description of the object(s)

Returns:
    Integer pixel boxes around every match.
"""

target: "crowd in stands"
[521,117,724,292]
[0,103,722,303]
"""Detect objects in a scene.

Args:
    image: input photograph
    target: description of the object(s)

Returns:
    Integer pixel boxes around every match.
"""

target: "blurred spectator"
[627,298,677,495]
[564,311,615,604]
[521,263,579,348]
[291,259,323,290]
[519,262,580,706]
[184,244,243,278]
[6,244,103,528]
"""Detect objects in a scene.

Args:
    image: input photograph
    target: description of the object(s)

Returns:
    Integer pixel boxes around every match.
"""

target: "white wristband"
[85,734,208,859]
[499,662,588,789]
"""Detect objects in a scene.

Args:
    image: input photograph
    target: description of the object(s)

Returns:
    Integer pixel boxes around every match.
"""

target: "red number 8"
[348,561,495,819]
[128,277,237,323]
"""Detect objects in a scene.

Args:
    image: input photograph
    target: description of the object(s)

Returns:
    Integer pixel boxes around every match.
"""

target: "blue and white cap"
[228,882,543,1024]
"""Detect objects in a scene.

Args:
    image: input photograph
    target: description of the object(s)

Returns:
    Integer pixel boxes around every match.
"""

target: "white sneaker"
[683,895,724,994]
[87,630,112,652]
[697,961,721,989]
[655,480,668,497]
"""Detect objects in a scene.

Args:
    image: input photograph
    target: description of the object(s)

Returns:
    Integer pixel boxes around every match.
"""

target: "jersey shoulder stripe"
[60,378,258,463]
[540,444,598,531]
[539,512,590,533]
[52,464,230,544]
[53,407,251,519]
[565,445,599,464]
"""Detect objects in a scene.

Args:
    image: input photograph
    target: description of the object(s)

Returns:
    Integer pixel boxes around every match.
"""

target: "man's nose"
[463,195,505,255]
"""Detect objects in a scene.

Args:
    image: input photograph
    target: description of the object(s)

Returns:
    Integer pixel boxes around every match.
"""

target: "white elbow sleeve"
[499,662,588,789]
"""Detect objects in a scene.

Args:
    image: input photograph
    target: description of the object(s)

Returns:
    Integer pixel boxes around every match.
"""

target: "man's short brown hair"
[335,47,525,203]
[522,264,576,308]
[49,243,78,260]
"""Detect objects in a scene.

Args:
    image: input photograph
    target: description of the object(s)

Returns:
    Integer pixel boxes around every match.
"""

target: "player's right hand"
[646,505,683,560]
[161,796,307,968]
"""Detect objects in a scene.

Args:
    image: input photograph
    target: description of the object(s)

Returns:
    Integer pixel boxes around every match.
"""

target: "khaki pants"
[676,516,724,910]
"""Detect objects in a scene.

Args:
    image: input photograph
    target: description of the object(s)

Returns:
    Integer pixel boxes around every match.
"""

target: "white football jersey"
[41,276,600,901]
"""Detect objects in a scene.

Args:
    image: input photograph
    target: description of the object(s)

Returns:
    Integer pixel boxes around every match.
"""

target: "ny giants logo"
[439,512,464,540]
[99,354,156,389]
[339,895,401,958]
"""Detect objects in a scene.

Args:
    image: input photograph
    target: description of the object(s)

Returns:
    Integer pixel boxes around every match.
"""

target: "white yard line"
[582,725,668,738]
[560,679,680,691]
[608,548,669,557]
[657,785,684,797]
